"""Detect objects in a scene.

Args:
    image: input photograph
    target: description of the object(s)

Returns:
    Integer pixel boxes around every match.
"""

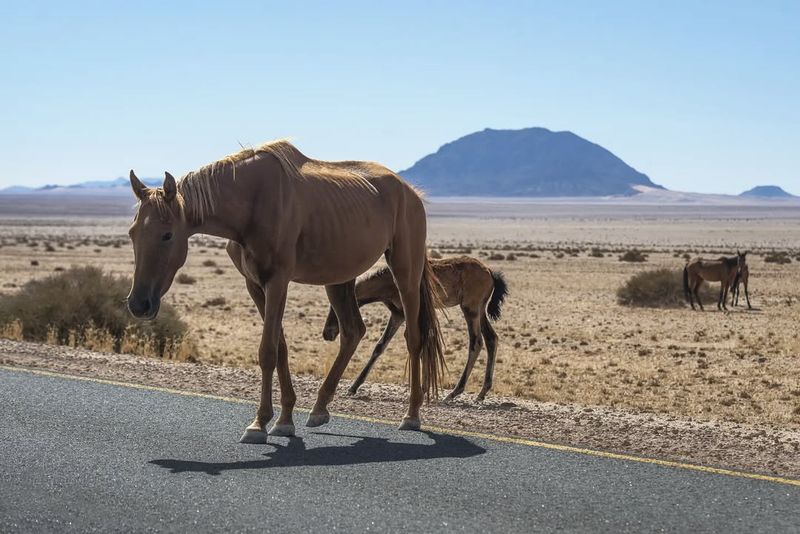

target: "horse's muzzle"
[127,295,160,320]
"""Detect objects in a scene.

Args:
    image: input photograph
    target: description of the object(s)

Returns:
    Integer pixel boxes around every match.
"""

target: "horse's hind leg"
[693,281,704,311]
[348,309,404,395]
[307,280,366,427]
[385,249,425,431]
[444,307,483,402]
[476,313,498,402]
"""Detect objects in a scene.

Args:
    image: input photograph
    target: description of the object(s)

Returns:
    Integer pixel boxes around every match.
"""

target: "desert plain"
[1,196,798,430]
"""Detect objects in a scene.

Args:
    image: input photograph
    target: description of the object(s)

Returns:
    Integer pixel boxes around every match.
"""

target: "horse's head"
[322,306,340,341]
[737,249,748,273]
[126,171,189,319]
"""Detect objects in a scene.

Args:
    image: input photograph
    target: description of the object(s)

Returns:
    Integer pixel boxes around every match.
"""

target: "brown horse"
[322,256,508,401]
[126,140,445,442]
[683,251,746,311]
[730,263,752,309]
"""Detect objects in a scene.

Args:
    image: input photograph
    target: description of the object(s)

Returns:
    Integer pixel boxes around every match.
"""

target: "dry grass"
[0,266,196,360]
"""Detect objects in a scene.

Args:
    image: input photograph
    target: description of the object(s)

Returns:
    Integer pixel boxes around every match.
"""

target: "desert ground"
[1,196,799,432]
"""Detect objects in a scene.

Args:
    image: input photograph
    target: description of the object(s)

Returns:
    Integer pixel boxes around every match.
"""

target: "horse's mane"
[177,139,306,222]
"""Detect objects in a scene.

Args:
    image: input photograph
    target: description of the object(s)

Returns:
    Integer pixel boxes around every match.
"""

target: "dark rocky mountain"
[739,185,795,198]
[400,127,662,196]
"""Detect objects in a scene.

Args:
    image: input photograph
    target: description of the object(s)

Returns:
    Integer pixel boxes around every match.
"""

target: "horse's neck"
[184,167,250,242]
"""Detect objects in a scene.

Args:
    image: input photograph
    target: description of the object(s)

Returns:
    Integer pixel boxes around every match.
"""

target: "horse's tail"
[683,265,691,301]
[419,258,447,400]
[487,270,509,321]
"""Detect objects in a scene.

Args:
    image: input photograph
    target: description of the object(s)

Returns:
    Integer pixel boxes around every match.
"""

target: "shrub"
[617,268,712,308]
[589,248,605,258]
[0,266,192,358]
[764,252,791,264]
[202,259,217,267]
[619,249,648,262]
[488,253,505,261]
[203,296,227,307]
[176,273,197,285]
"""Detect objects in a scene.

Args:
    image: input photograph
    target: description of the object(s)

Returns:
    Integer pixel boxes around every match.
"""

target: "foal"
[730,263,752,309]
[683,251,746,311]
[323,256,508,401]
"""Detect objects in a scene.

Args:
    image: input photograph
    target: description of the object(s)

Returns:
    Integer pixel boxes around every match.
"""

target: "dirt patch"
[3,339,799,479]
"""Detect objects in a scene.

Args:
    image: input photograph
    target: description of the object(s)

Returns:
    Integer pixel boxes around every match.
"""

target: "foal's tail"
[487,270,509,321]
[683,265,691,301]
[419,258,447,400]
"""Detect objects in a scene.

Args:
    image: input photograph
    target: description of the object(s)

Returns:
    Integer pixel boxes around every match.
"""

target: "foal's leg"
[307,280,366,427]
[444,307,483,402]
[476,314,498,402]
[744,276,752,310]
[717,282,725,311]
[348,309,405,396]
[242,280,296,436]
[240,278,289,444]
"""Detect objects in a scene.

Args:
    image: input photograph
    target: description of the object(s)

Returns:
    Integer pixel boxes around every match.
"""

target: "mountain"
[400,127,662,197]
[739,185,796,198]
[0,177,161,196]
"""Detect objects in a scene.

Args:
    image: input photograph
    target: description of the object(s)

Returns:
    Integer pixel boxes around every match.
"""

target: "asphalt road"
[1,368,799,533]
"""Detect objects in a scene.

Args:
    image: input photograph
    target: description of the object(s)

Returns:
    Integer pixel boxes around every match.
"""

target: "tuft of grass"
[176,273,197,285]
[203,296,227,307]
[619,249,648,262]
[617,268,712,308]
[0,266,194,359]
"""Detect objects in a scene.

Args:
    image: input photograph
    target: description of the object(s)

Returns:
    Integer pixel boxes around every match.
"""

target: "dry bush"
[0,266,193,359]
[202,259,217,267]
[617,268,712,308]
[764,252,791,264]
[176,273,197,285]
[619,249,648,262]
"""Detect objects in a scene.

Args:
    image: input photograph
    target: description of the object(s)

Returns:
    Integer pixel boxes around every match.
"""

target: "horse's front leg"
[240,278,289,444]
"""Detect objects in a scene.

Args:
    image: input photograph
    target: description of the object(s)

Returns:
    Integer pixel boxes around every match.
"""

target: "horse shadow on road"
[149,431,486,476]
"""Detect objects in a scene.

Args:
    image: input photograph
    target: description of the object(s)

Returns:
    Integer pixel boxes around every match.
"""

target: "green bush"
[617,268,713,308]
[0,266,189,357]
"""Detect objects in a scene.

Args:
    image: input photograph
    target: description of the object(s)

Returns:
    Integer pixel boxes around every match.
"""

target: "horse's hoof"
[398,417,421,431]
[442,391,460,403]
[268,423,296,437]
[239,427,268,444]
[346,388,358,397]
[305,411,330,427]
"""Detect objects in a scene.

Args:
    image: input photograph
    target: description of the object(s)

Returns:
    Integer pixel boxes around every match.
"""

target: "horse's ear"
[130,170,148,201]
[163,172,177,202]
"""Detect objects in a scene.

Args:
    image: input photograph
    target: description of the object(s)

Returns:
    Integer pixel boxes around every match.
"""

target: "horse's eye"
[162,232,173,242]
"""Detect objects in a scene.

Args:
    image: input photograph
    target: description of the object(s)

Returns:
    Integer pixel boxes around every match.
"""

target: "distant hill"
[739,185,796,198]
[0,177,161,196]
[400,127,662,196]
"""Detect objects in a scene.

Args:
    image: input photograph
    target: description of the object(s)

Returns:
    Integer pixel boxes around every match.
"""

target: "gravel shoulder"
[2,338,799,479]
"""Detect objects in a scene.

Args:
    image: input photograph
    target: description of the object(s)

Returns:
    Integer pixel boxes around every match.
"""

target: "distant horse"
[683,251,746,311]
[322,256,509,401]
[127,140,445,442]
[730,263,752,309]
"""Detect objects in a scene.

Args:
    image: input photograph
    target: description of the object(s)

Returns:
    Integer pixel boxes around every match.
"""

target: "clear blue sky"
[1,1,798,194]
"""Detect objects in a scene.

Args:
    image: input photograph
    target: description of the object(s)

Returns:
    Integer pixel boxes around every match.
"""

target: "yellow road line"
[3,364,799,488]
